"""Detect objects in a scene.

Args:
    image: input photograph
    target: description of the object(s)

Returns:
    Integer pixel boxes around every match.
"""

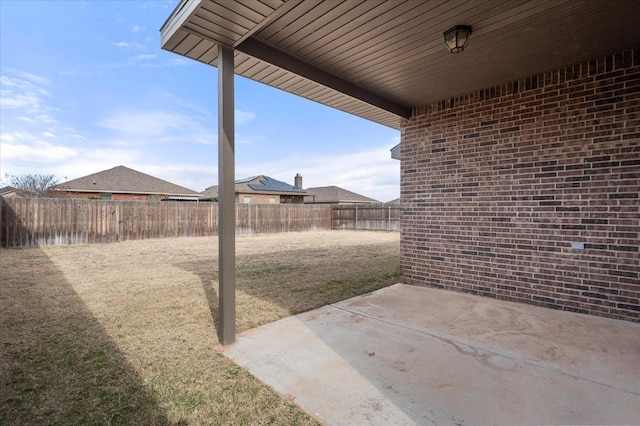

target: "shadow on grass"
[180,240,400,335]
[177,233,408,422]
[0,247,180,425]
[189,261,220,332]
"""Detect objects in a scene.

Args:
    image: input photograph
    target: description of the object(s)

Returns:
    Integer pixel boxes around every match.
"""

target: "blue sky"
[0,0,400,201]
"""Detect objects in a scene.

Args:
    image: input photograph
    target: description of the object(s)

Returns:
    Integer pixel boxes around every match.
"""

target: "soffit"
[161,0,640,130]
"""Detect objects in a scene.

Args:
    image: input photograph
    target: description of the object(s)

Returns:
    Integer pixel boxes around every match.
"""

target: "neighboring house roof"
[200,175,306,200]
[0,186,19,197]
[52,166,200,198]
[386,198,400,205]
[304,186,379,204]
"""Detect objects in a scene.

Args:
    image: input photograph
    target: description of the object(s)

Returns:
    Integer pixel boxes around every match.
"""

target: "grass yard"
[0,230,400,425]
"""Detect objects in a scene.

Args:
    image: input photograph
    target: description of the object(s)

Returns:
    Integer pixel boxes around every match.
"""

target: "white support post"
[218,44,235,345]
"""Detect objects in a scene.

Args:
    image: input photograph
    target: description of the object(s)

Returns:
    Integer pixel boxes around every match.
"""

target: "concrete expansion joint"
[328,303,640,397]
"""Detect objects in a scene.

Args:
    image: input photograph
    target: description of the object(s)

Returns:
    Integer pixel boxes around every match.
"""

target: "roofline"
[159,0,192,33]
[239,191,306,196]
[306,200,378,204]
[52,188,200,197]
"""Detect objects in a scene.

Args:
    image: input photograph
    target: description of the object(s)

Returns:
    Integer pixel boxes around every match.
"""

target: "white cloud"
[52,149,142,181]
[1,132,78,161]
[0,130,143,184]
[0,69,93,181]
[100,56,188,70]
[0,75,50,111]
[236,109,256,125]
[16,116,36,123]
[138,58,188,68]
[33,113,59,124]
[112,41,144,49]
[16,71,50,86]
[98,108,215,145]
[132,25,143,32]
[132,54,157,61]
[0,89,42,110]
[58,68,101,77]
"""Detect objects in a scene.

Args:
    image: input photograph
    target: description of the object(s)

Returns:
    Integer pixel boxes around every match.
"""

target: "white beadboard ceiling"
[161,0,640,130]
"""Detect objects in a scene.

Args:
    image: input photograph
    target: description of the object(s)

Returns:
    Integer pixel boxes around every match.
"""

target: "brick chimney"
[294,173,303,189]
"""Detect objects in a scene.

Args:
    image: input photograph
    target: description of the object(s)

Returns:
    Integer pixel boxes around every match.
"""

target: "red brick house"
[52,166,201,201]
[200,175,307,204]
[162,0,640,328]
[399,57,639,321]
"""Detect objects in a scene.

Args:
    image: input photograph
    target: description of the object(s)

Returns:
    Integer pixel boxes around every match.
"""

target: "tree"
[4,173,59,198]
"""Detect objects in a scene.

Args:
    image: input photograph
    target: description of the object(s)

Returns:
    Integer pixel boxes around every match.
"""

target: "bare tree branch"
[4,173,59,198]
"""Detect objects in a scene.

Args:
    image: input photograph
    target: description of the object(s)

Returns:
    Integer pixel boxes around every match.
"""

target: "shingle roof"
[304,186,379,204]
[52,166,200,196]
[200,175,306,200]
[248,176,305,193]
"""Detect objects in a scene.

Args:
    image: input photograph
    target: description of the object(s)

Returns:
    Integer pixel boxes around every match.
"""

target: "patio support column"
[218,44,235,345]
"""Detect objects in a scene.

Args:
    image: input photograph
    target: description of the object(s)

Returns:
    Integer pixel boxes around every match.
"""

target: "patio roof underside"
[161,0,640,130]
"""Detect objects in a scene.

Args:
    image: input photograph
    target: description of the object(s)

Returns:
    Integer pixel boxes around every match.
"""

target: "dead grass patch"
[0,231,399,424]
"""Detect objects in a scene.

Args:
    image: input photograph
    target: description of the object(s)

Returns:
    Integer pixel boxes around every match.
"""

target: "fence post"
[355,206,358,231]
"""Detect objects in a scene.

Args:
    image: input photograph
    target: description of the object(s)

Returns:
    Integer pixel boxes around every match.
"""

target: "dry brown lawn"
[0,230,399,425]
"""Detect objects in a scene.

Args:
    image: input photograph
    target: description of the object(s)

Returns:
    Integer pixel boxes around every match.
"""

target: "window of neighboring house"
[243,196,251,203]
[100,193,112,200]
[269,197,276,204]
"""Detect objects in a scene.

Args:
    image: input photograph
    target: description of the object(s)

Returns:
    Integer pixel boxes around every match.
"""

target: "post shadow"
[0,202,180,424]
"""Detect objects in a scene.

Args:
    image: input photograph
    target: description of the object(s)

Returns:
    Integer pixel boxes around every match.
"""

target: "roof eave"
[159,0,406,130]
[53,188,199,197]
[240,190,306,196]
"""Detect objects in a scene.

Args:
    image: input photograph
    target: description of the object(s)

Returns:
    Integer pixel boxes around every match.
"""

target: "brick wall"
[111,193,156,201]
[400,49,639,322]
[236,193,305,204]
[236,193,278,204]
[53,191,162,201]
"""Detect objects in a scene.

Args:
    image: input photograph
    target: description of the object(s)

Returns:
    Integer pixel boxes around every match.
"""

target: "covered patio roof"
[160,0,640,344]
[161,0,640,130]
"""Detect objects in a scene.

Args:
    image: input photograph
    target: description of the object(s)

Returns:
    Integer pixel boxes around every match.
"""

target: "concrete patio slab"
[221,284,640,425]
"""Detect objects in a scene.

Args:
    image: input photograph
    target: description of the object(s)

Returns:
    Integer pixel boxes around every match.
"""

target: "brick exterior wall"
[236,193,305,204]
[236,193,277,204]
[400,49,640,322]
[53,191,163,201]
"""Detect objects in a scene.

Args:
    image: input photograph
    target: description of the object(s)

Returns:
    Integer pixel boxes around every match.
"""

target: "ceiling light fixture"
[443,25,472,53]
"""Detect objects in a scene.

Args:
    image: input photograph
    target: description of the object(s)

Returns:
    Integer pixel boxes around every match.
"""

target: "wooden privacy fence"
[331,203,400,231]
[0,197,333,248]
